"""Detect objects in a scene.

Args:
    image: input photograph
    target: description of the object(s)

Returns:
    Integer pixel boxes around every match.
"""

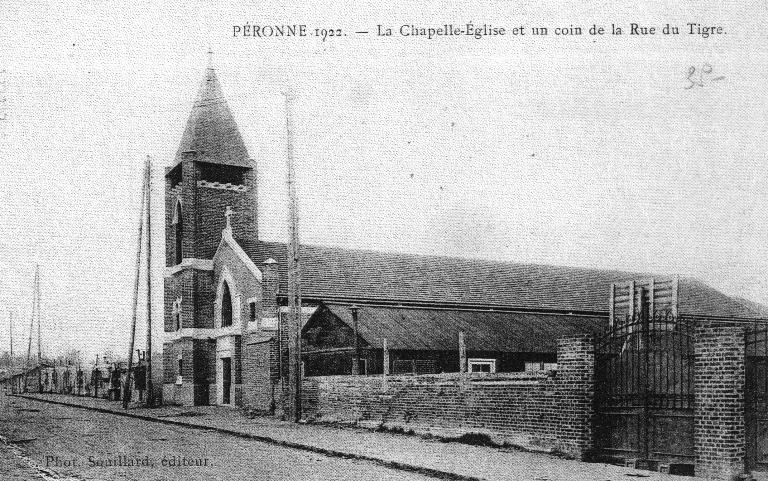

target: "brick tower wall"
[163,155,257,407]
[195,167,258,259]
[694,321,746,480]
[165,159,257,265]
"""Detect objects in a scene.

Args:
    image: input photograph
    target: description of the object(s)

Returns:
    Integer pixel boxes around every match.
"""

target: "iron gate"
[595,311,695,466]
[746,322,768,472]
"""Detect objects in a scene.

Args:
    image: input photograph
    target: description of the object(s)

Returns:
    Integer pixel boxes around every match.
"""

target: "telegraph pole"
[24,268,36,392]
[8,310,13,369]
[123,157,148,409]
[25,280,33,368]
[350,305,360,375]
[145,156,154,408]
[35,266,41,392]
[284,90,302,422]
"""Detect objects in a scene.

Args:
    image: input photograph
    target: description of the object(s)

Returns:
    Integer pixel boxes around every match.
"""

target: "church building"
[162,64,762,411]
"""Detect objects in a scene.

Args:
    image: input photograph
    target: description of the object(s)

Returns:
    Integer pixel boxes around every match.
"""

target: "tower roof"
[172,67,251,168]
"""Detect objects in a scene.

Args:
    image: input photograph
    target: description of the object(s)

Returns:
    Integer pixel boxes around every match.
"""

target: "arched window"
[221,282,233,327]
[173,200,183,265]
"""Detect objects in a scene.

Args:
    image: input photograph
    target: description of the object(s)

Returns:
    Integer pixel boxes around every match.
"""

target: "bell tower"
[163,59,257,406]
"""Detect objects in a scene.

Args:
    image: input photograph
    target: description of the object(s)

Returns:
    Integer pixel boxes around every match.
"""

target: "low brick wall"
[302,336,594,458]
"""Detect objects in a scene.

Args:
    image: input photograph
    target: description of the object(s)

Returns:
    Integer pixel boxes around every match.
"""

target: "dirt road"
[0,394,438,481]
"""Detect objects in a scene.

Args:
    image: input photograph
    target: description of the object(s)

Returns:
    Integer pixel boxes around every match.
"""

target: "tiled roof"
[172,68,251,169]
[172,68,761,320]
[731,296,768,317]
[677,279,762,318]
[323,303,605,352]
[252,241,762,318]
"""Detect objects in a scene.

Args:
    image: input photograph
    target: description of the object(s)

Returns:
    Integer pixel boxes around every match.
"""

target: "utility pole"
[8,310,13,369]
[145,156,154,408]
[24,268,37,392]
[25,283,33,369]
[382,339,390,376]
[459,331,467,373]
[123,157,148,409]
[36,266,41,392]
[284,90,302,422]
[350,305,360,375]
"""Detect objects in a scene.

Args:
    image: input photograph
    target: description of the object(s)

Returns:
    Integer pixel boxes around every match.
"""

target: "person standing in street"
[76,368,83,396]
[134,362,146,402]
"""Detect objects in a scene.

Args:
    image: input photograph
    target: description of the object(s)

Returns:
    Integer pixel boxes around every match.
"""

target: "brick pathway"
[15,393,701,481]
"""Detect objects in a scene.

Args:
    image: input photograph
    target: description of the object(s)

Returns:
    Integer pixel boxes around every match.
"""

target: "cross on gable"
[224,206,233,229]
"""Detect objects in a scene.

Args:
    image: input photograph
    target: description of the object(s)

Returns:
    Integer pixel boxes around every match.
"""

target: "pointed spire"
[194,67,224,106]
[173,55,251,168]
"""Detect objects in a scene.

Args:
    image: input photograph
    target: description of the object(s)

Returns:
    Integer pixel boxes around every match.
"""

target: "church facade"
[162,64,270,409]
[162,65,763,412]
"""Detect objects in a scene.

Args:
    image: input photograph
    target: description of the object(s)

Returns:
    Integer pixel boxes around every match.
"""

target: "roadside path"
[0,394,434,481]
[10,392,701,481]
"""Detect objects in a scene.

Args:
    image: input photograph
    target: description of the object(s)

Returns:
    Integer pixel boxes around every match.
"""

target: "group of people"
[39,361,147,402]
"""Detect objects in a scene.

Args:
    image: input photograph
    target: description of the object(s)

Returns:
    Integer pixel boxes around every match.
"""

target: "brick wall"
[242,336,278,412]
[234,336,242,384]
[181,158,198,261]
[162,339,196,406]
[694,322,745,480]
[162,341,176,382]
[556,335,595,452]
[192,339,215,385]
[194,270,215,329]
[261,260,278,319]
[211,241,262,329]
[280,306,318,416]
[164,271,192,331]
[164,268,215,331]
[211,239,264,409]
[302,335,595,459]
[193,339,216,405]
[166,158,257,263]
[197,186,255,259]
[164,173,178,267]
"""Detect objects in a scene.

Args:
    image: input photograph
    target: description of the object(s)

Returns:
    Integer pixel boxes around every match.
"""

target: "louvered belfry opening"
[199,162,247,186]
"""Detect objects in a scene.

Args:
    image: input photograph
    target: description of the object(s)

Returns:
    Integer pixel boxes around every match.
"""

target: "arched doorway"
[215,270,239,406]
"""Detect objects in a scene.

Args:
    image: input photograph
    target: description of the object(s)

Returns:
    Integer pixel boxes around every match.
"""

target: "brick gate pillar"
[694,322,746,480]
[556,335,595,459]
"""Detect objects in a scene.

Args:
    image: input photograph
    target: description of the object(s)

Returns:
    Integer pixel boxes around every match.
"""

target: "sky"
[0,1,766,362]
